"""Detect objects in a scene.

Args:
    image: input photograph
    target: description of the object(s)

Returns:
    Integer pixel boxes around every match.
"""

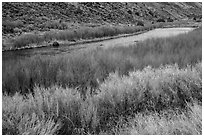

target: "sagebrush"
[2,62,202,135]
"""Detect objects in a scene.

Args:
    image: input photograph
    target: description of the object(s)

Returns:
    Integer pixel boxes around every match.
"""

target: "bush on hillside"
[2,20,24,33]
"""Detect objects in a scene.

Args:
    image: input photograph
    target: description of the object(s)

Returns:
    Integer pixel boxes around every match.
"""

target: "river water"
[2,27,195,60]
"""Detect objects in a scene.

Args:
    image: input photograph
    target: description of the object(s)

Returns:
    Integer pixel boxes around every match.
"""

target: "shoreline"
[2,23,200,52]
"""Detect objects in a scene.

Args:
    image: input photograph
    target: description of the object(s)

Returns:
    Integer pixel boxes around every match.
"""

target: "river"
[2,27,195,61]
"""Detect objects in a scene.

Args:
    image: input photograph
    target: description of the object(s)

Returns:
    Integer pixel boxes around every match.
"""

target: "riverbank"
[2,27,196,61]
[2,21,201,52]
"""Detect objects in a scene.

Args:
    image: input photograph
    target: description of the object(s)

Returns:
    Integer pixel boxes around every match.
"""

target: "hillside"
[2,2,202,35]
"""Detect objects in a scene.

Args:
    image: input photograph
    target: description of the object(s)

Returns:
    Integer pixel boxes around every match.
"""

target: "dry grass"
[109,103,202,135]
[2,62,202,135]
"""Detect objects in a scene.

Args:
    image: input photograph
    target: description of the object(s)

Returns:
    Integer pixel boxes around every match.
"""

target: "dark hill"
[2,2,202,36]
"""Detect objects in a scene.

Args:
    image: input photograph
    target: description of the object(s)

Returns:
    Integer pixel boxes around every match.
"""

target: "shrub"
[117,103,202,135]
[99,62,202,112]
[157,18,166,22]
[13,33,43,48]
[42,20,68,30]
[167,18,174,22]
[2,86,98,135]
[137,20,144,26]
[2,20,24,33]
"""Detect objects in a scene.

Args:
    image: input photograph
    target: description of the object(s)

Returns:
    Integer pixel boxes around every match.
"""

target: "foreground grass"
[2,27,202,95]
[107,103,202,135]
[2,62,202,135]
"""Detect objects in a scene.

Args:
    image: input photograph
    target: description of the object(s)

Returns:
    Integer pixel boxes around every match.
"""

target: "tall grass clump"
[109,103,202,135]
[2,62,202,135]
[3,27,202,95]
[48,25,142,42]
[13,33,44,48]
[2,86,99,135]
[41,20,68,30]
[98,62,202,113]
[3,53,94,95]
[93,62,202,132]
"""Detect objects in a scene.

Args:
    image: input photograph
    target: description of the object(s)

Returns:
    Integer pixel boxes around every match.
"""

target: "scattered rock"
[52,41,59,47]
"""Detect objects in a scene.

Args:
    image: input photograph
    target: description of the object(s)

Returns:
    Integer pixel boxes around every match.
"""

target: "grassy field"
[2,27,202,135]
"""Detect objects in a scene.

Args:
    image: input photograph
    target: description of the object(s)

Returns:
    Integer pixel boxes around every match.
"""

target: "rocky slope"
[2,2,202,34]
